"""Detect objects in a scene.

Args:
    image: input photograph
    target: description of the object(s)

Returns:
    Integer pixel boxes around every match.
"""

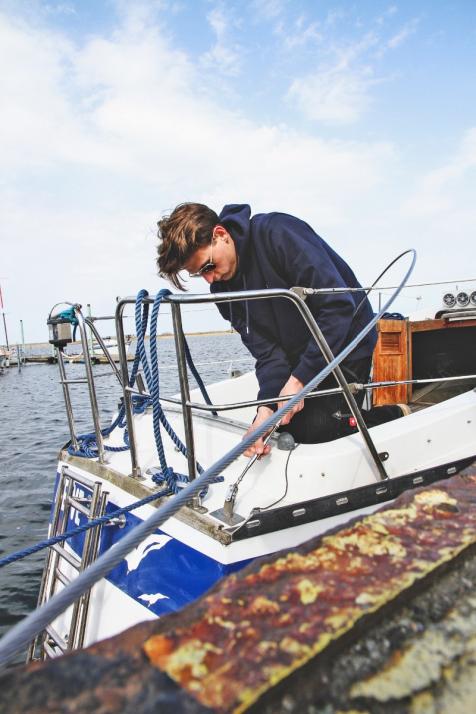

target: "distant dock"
[3,330,235,367]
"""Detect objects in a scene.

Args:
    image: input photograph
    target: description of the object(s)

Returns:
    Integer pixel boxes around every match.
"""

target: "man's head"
[157,202,238,289]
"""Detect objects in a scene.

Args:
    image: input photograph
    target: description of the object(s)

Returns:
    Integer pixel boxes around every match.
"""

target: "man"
[157,203,403,456]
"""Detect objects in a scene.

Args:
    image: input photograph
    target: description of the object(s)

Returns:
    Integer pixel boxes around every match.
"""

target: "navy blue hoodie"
[211,205,377,401]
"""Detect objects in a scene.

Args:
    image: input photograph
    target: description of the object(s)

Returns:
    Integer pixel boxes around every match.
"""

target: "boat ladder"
[27,467,109,661]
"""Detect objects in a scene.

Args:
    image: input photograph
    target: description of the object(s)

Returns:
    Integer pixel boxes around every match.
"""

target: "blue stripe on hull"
[52,473,251,617]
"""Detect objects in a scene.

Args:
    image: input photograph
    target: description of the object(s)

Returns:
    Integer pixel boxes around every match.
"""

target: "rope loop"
[150,466,223,499]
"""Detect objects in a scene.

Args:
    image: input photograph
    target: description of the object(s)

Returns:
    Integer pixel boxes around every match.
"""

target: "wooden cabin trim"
[372,316,476,406]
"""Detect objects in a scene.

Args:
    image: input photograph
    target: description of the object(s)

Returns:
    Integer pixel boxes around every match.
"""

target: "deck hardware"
[292,508,306,518]
[105,514,127,528]
[379,452,389,461]
[277,432,296,451]
[375,486,388,495]
[246,519,261,529]
[219,422,281,521]
[135,373,146,395]
[290,286,307,300]
[209,507,245,526]
[336,497,349,506]
[413,476,424,484]
[447,466,457,475]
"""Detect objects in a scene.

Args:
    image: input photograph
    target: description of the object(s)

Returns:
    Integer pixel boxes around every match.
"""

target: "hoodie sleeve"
[215,298,292,403]
[264,214,356,386]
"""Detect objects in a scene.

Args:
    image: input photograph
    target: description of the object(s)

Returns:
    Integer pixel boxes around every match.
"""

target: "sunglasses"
[189,240,215,278]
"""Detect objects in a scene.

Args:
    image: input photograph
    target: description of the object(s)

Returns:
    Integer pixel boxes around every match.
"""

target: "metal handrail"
[55,307,127,464]
[146,372,476,413]
[115,276,417,483]
[171,288,389,480]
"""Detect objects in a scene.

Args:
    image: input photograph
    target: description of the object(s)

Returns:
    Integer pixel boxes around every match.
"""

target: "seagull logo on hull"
[125,534,172,573]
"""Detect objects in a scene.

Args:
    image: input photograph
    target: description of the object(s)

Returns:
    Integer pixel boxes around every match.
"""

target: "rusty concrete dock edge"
[1,464,476,714]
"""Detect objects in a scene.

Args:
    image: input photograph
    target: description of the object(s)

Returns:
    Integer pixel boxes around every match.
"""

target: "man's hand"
[277,375,305,426]
[242,406,274,458]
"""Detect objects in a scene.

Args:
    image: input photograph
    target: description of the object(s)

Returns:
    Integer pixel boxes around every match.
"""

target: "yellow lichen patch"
[209,616,236,630]
[369,521,390,536]
[164,640,221,681]
[409,690,436,714]
[326,527,407,559]
[271,548,339,576]
[279,636,312,657]
[249,595,280,615]
[373,503,418,526]
[296,578,324,604]
[143,633,174,666]
[355,591,381,606]
[257,640,278,655]
[414,489,457,508]
[325,611,357,630]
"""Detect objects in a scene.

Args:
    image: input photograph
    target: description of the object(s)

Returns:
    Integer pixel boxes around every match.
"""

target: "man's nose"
[203,272,215,284]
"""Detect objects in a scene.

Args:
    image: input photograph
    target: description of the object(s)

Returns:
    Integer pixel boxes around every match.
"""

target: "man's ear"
[214,225,230,242]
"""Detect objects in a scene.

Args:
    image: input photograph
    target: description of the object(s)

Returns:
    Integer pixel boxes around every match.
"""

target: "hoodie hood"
[218,204,252,275]
[214,204,253,332]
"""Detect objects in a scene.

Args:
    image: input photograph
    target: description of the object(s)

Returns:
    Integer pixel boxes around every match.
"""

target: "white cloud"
[285,10,420,125]
[387,18,419,49]
[274,13,322,50]
[251,0,286,21]
[403,128,476,218]
[286,30,383,124]
[288,65,377,124]
[200,5,242,77]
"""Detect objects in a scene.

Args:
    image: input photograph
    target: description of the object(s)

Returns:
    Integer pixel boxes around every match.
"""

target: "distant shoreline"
[20,330,236,349]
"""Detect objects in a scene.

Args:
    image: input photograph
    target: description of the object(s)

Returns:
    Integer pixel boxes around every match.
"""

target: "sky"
[1,0,476,343]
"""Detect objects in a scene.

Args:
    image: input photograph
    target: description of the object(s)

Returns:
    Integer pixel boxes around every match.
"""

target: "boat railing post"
[76,309,104,463]
[170,302,199,504]
[84,317,124,385]
[115,299,141,478]
[57,349,79,452]
[287,290,389,481]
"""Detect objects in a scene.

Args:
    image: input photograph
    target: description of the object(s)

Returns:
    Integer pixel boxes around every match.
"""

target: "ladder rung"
[43,641,61,659]
[60,378,89,384]
[45,624,67,653]
[51,543,81,569]
[66,496,93,517]
[54,567,72,587]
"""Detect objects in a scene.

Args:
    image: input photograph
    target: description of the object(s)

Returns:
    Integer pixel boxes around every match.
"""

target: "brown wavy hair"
[156,203,219,290]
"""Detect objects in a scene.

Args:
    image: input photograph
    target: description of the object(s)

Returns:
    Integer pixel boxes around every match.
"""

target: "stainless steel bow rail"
[112,250,414,484]
[48,250,419,490]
